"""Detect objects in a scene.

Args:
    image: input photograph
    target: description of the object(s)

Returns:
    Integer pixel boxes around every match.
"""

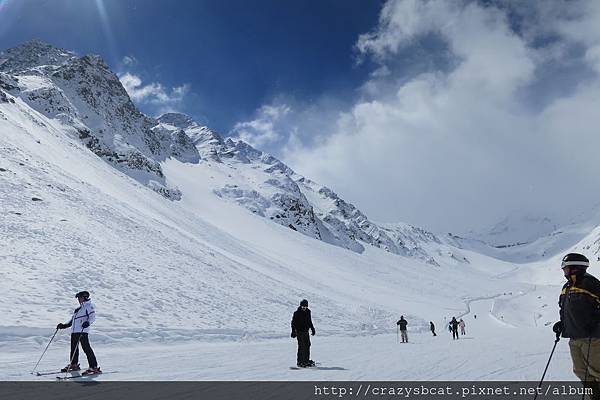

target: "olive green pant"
[569,338,600,400]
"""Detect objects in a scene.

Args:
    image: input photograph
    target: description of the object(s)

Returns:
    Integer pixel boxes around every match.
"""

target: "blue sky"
[2,0,600,234]
[0,0,384,132]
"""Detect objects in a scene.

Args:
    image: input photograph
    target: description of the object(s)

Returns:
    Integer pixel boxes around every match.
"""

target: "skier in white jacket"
[56,291,100,374]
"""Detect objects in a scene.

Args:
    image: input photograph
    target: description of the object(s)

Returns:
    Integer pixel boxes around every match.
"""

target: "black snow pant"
[452,328,459,340]
[296,331,311,365]
[431,329,437,336]
[70,333,97,368]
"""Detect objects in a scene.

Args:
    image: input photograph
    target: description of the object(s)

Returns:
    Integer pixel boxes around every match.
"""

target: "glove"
[291,331,297,338]
[56,323,65,330]
[552,321,563,336]
[311,327,316,336]
[82,321,90,329]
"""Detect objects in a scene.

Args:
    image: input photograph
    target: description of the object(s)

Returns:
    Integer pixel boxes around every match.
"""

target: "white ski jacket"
[65,300,96,334]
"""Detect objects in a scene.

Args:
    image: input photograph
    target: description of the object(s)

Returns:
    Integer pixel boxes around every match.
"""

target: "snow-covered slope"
[156,112,474,266]
[0,40,199,200]
[452,207,600,264]
[0,87,530,343]
[0,40,593,381]
[468,214,559,248]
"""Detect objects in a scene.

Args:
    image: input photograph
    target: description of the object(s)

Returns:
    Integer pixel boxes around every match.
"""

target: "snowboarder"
[459,318,466,335]
[553,253,600,397]
[56,291,100,374]
[430,321,436,336]
[396,316,408,343]
[291,299,315,368]
[450,317,459,340]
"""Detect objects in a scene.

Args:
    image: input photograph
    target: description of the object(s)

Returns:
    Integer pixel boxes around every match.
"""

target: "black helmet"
[75,291,90,300]
[300,299,308,307]
[561,253,589,269]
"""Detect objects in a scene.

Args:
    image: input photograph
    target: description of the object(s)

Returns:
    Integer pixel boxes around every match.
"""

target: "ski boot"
[307,360,316,367]
[83,367,101,375]
[60,364,80,372]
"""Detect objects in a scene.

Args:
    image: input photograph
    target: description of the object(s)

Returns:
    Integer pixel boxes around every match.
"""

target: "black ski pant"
[296,331,311,365]
[452,329,459,340]
[431,329,437,336]
[70,333,97,368]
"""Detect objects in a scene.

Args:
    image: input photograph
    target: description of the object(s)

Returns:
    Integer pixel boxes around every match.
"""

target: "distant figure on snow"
[291,299,316,368]
[430,321,436,336]
[459,318,466,335]
[450,317,459,340]
[396,316,408,343]
[56,291,100,374]
[448,322,452,333]
[474,314,477,319]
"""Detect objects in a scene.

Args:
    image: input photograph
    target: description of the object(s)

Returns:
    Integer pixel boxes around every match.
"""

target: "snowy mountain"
[469,214,559,248]
[0,40,596,381]
[0,40,199,200]
[157,111,473,266]
[449,207,600,264]
[0,40,501,332]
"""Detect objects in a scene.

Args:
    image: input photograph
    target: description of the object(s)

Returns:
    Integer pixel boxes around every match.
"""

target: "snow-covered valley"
[0,40,597,381]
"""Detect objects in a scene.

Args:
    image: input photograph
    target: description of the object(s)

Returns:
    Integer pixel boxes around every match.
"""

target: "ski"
[56,371,102,380]
[55,371,110,380]
[36,370,67,376]
[55,374,82,380]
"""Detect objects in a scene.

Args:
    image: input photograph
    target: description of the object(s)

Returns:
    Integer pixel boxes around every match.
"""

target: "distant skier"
[459,318,466,335]
[448,322,452,333]
[450,317,459,340]
[56,291,100,374]
[396,316,408,343]
[553,253,600,396]
[291,299,315,368]
[474,314,477,319]
[430,321,436,336]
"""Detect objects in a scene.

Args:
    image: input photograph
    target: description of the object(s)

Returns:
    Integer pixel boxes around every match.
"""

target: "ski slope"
[0,84,583,381]
[1,296,575,381]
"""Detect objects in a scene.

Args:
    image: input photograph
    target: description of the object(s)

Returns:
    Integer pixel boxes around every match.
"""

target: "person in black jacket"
[430,321,437,336]
[553,253,600,398]
[396,316,408,342]
[450,317,459,340]
[291,299,315,367]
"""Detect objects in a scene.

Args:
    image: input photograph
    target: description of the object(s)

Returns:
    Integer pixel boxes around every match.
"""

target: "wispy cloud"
[230,104,291,148]
[119,72,190,108]
[121,55,138,67]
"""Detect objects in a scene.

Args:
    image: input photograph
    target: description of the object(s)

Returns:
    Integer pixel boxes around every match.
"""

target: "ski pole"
[581,337,592,400]
[31,328,59,374]
[533,335,560,400]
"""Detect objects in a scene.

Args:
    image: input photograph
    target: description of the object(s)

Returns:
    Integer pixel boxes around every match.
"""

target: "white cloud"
[122,55,138,67]
[278,0,600,233]
[119,72,190,106]
[230,104,291,148]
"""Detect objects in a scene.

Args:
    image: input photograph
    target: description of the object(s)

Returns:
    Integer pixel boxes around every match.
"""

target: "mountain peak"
[158,113,197,129]
[0,40,77,73]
